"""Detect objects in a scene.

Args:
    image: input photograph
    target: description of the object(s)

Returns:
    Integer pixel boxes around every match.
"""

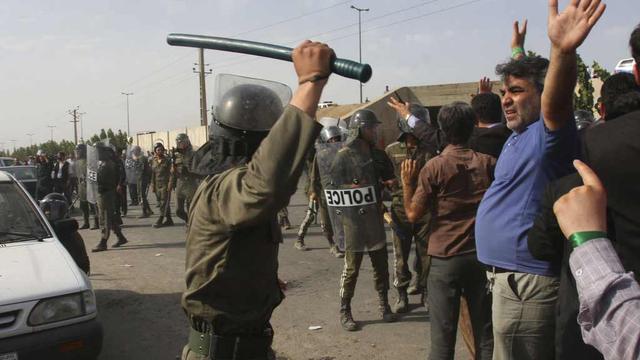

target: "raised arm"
[543,0,606,131]
[511,20,528,60]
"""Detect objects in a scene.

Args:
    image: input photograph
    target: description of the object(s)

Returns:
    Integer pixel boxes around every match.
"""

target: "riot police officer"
[173,133,199,223]
[92,144,128,252]
[385,104,433,313]
[295,124,344,257]
[75,144,91,229]
[330,109,397,331]
[151,142,173,227]
[40,193,90,274]
[130,145,154,218]
[181,41,333,360]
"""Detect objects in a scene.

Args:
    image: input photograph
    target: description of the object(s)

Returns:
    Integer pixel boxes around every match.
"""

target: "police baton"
[167,34,372,83]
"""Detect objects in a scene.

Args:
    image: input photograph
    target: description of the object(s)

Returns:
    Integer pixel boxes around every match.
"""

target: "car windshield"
[2,166,37,180]
[0,182,49,243]
[1,158,16,166]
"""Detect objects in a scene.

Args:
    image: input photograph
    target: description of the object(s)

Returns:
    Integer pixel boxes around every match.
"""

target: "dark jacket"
[468,124,512,159]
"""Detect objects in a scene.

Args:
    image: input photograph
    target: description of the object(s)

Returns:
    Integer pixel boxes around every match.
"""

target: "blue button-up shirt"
[475,117,578,276]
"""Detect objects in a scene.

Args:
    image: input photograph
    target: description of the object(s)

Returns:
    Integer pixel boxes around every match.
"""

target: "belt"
[487,266,516,274]
[188,327,273,360]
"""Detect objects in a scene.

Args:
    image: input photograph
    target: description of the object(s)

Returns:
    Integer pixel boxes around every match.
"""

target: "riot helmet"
[319,126,343,143]
[347,109,381,145]
[318,117,341,128]
[75,144,87,160]
[130,145,142,159]
[40,193,69,222]
[397,104,429,142]
[176,133,191,151]
[95,143,114,162]
[212,74,291,132]
[153,142,165,157]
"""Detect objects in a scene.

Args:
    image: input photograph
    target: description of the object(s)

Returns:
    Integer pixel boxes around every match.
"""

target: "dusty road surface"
[79,184,472,360]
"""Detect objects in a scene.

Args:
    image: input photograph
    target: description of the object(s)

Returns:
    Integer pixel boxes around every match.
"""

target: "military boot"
[394,288,410,314]
[112,228,128,248]
[152,216,164,228]
[340,298,358,331]
[378,291,397,323]
[90,217,99,230]
[421,289,430,314]
[92,239,108,252]
[162,216,174,227]
[294,238,307,251]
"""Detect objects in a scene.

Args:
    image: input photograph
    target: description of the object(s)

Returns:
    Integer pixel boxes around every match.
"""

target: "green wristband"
[511,47,524,58]
[568,231,607,248]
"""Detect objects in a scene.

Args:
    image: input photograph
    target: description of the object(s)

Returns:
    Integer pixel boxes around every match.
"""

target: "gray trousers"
[488,271,559,360]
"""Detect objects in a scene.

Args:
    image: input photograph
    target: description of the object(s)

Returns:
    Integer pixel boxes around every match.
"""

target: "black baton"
[167,33,372,83]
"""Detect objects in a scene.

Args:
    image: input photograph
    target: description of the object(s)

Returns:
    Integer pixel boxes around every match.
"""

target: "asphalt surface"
[78,182,472,360]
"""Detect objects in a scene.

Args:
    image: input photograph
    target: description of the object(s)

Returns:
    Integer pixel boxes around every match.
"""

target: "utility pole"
[68,106,80,144]
[47,125,56,142]
[77,111,86,142]
[26,133,35,147]
[121,92,133,136]
[9,140,16,154]
[193,48,212,126]
[351,5,369,104]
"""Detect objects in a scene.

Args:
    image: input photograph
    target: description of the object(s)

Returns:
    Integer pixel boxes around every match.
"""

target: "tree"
[574,53,595,112]
[591,60,611,81]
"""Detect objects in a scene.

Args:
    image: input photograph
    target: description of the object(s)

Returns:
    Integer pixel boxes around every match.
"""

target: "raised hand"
[548,0,606,53]
[387,97,411,119]
[400,159,418,188]
[478,77,493,94]
[553,160,607,238]
[511,19,528,49]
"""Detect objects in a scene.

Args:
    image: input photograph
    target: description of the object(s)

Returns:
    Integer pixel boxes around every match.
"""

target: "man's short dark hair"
[631,24,640,64]
[601,72,640,121]
[437,102,476,145]
[471,93,502,124]
[496,56,550,93]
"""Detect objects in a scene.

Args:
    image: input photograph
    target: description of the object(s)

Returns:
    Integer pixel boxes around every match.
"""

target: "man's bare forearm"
[542,46,577,131]
[402,184,419,223]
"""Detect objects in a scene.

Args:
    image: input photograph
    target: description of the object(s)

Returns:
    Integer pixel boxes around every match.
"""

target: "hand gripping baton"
[167,33,372,83]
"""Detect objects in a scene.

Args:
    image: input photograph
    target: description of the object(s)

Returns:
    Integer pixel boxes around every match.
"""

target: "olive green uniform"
[151,155,172,224]
[96,159,126,245]
[385,141,432,292]
[338,141,395,300]
[136,155,153,217]
[174,148,199,222]
[181,106,321,359]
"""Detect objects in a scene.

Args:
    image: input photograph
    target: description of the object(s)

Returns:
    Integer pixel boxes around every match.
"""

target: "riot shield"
[315,140,386,252]
[124,145,142,185]
[86,145,99,204]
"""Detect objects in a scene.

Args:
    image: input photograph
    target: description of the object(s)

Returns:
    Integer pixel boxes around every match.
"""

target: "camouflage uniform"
[174,147,199,223]
[385,141,432,309]
[151,154,173,227]
[93,152,128,251]
[137,154,153,218]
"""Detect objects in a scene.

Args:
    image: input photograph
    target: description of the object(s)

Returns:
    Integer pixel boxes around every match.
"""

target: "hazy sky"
[1,0,637,149]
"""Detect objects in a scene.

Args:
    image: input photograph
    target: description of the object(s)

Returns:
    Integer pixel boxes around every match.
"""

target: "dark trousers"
[128,183,139,204]
[80,200,90,226]
[340,247,389,299]
[390,201,430,290]
[428,253,493,360]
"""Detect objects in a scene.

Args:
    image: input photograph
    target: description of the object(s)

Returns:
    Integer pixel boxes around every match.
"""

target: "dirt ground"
[79,183,472,360]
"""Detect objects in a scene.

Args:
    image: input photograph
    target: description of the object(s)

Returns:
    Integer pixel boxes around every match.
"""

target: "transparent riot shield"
[125,145,142,186]
[86,145,99,204]
[315,140,387,252]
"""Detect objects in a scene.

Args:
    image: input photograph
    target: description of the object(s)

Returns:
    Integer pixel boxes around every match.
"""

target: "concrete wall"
[135,126,208,153]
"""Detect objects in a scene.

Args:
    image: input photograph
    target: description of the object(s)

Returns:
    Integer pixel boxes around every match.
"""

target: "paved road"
[79,183,472,360]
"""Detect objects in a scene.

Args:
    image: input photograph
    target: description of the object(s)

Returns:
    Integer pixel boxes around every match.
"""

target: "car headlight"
[28,291,97,326]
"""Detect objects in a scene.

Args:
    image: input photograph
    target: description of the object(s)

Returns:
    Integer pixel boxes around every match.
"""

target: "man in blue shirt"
[475,1,606,359]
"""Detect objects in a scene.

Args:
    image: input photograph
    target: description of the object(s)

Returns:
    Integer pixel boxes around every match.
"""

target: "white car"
[614,58,636,74]
[0,171,102,360]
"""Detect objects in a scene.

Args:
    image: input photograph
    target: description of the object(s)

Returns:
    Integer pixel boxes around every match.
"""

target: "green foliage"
[526,50,538,57]
[8,128,131,161]
[574,53,595,112]
[591,60,611,81]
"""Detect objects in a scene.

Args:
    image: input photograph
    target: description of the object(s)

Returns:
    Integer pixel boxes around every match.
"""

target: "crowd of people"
[9,1,640,359]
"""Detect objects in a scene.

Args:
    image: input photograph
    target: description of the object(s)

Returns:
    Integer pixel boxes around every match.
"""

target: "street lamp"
[351,5,369,103]
[47,125,56,142]
[121,92,134,136]
[26,133,35,147]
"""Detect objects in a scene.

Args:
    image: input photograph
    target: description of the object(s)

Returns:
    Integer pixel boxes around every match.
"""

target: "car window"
[2,166,37,180]
[0,182,50,242]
